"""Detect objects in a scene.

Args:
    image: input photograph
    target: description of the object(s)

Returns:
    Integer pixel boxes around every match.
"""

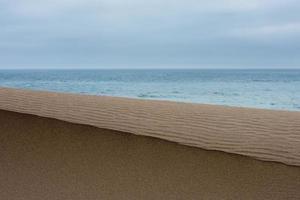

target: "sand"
[0,87,300,166]
[1,109,300,200]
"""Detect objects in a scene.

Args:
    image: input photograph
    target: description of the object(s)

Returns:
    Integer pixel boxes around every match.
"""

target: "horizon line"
[0,67,299,70]
[0,66,300,70]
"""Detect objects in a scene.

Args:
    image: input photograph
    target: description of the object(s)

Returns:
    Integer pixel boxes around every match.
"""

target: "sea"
[0,69,299,111]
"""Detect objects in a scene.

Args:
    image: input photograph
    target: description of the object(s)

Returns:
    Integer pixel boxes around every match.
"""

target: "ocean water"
[0,69,299,111]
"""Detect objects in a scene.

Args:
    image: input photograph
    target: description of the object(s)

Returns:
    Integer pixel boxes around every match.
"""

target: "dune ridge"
[1,109,300,200]
[0,87,300,166]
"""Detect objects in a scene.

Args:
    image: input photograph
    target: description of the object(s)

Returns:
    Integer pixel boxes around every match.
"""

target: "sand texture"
[0,87,300,166]
[1,109,300,200]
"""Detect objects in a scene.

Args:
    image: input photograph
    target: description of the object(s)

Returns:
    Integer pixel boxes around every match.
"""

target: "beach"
[1,87,300,166]
[0,87,300,199]
[2,0,300,198]
[1,109,300,199]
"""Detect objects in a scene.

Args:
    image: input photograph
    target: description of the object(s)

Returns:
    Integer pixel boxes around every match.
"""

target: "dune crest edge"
[0,87,299,166]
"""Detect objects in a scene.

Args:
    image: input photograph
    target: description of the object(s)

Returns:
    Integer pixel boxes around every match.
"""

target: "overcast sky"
[1,0,300,69]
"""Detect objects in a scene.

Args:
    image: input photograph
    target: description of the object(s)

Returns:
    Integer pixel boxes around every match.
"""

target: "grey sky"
[1,0,300,69]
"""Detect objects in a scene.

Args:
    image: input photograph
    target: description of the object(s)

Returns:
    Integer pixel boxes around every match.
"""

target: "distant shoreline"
[1,69,299,111]
[1,86,300,112]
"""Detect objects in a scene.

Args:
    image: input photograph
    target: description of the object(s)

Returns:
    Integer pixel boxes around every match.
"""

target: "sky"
[0,0,300,69]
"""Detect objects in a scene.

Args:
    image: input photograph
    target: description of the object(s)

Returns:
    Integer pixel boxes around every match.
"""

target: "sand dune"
[1,109,300,199]
[0,87,300,166]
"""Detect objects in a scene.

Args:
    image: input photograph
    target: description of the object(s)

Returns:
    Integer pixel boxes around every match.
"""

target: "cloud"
[229,22,300,39]
[0,0,300,68]
[3,0,294,18]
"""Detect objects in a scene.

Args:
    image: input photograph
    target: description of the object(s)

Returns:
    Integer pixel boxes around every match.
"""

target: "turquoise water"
[0,69,299,111]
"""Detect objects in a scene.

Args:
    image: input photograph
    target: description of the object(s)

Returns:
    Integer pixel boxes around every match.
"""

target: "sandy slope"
[1,110,300,200]
[0,87,300,166]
